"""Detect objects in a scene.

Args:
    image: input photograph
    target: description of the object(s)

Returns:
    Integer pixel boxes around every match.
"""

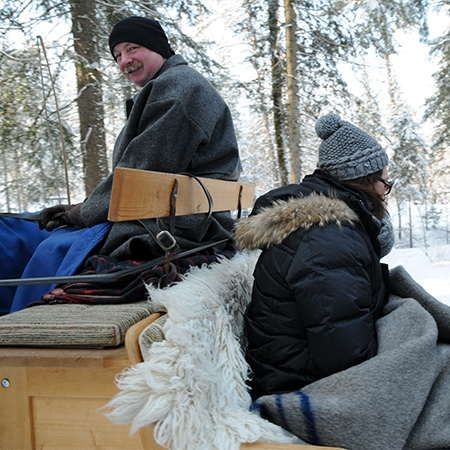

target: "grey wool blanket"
[253,265,450,450]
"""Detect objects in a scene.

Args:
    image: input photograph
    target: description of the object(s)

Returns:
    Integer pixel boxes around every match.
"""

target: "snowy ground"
[382,244,450,307]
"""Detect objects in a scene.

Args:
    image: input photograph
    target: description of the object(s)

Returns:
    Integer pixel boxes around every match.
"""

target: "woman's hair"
[344,169,387,219]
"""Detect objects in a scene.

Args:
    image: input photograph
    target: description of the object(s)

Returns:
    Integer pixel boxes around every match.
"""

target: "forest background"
[0,0,449,254]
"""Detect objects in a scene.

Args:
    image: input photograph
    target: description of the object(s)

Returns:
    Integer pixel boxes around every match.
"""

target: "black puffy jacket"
[234,171,389,400]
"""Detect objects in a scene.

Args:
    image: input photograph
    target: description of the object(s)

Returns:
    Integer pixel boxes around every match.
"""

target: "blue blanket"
[0,217,111,314]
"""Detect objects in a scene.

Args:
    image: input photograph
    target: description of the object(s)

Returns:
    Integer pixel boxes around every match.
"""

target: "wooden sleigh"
[0,168,343,450]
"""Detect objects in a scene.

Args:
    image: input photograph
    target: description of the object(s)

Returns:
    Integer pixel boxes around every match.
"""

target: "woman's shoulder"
[235,193,358,251]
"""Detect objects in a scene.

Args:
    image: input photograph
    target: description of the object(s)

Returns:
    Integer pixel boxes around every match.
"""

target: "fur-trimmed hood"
[234,193,358,250]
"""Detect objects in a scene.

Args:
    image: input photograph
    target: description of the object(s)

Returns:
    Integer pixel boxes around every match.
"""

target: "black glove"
[65,203,86,229]
[39,203,86,231]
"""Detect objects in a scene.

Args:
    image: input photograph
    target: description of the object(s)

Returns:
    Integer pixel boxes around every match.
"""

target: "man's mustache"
[123,62,143,74]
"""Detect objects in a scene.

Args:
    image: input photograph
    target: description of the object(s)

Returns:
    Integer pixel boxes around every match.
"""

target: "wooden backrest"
[108,168,255,222]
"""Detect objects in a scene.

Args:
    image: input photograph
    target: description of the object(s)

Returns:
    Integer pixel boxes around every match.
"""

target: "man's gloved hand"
[39,203,86,231]
[65,203,86,229]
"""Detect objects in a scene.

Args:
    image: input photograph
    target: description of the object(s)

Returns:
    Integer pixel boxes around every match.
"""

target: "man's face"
[113,42,166,87]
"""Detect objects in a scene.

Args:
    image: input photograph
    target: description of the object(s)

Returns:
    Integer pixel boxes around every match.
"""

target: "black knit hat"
[109,17,175,60]
[316,113,389,181]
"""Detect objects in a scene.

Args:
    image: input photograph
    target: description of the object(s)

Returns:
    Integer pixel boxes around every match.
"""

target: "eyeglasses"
[377,177,394,195]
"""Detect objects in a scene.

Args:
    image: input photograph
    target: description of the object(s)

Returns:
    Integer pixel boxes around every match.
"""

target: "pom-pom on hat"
[109,17,175,60]
[316,113,388,181]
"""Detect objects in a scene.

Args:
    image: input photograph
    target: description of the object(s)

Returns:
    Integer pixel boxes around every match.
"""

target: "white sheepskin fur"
[105,250,296,450]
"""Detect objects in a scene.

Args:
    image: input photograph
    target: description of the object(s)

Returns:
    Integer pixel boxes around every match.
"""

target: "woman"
[235,113,395,401]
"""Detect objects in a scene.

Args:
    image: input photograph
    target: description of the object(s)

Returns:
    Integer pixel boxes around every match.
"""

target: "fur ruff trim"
[234,193,358,250]
[105,251,296,450]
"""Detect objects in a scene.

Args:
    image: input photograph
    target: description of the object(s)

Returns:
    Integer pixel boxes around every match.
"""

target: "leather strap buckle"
[155,230,178,252]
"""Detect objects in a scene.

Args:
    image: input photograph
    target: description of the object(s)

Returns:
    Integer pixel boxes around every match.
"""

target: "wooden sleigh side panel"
[0,345,142,449]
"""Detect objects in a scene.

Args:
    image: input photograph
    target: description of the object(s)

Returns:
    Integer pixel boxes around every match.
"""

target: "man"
[40,16,242,259]
[3,17,241,313]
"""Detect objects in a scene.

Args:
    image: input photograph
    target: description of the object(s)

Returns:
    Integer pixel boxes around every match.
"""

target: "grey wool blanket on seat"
[253,265,450,449]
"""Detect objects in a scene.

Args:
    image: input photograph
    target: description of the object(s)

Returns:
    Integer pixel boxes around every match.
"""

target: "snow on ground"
[382,244,450,306]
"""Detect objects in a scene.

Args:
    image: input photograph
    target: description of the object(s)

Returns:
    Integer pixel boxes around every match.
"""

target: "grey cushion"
[139,313,168,361]
[0,301,155,348]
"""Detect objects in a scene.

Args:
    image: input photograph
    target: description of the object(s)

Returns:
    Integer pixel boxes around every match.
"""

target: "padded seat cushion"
[0,301,155,348]
[139,313,168,361]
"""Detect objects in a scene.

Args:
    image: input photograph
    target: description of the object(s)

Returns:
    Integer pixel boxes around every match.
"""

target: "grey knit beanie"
[316,113,389,181]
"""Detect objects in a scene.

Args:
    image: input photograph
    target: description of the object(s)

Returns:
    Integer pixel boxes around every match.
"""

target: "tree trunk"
[245,4,280,186]
[408,199,413,248]
[447,207,449,245]
[396,197,402,240]
[268,0,288,186]
[284,0,302,183]
[1,149,11,211]
[383,52,397,117]
[70,0,108,197]
[13,145,23,211]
